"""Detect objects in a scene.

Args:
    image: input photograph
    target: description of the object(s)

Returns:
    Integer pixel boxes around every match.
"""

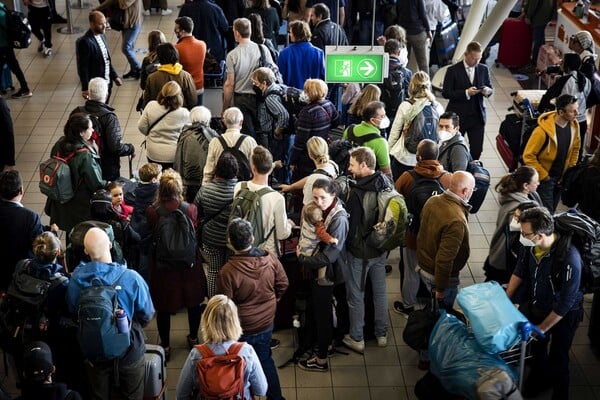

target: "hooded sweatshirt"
[217,248,289,334]
[143,63,197,110]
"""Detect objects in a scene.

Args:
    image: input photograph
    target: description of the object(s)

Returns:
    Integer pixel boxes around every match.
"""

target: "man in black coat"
[76,11,122,101]
[71,77,135,180]
[442,41,493,161]
[179,0,230,62]
[309,2,348,51]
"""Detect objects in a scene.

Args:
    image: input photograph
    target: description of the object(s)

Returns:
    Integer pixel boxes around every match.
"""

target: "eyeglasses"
[521,231,537,239]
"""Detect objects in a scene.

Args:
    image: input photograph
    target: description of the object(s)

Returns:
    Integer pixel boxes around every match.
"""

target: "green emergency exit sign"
[325,46,387,83]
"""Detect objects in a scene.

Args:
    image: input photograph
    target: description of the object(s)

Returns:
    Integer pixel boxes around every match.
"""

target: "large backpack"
[265,85,306,134]
[403,101,439,154]
[551,210,600,293]
[379,62,408,117]
[39,148,89,204]
[153,203,197,270]
[0,3,31,49]
[364,187,408,251]
[0,260,67,351]
[67,220,124,269]
[229,182,276,253]
[406,171,446,234]
[195,342,246,400]
[174,123,219,185]
[217,136,252,182]
[77,270,130,361]
[329,125,381,176]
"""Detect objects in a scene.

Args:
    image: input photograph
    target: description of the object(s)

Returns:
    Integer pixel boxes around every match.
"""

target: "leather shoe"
[123,69,140,79]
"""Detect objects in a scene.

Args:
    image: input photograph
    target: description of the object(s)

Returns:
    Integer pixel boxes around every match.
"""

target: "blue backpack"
[403,102,439,153]
[77,270,130,361]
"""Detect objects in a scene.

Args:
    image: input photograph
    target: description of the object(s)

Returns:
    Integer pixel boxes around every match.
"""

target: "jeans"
[121,24,142,71]
[537,177,560,213]
[406,31,430,75]
[344,251,388,341]
[416,266,459,310]
[401,247,420,308]
[270,133,294,184]
[240,325,282,400]
[85,354,145,400]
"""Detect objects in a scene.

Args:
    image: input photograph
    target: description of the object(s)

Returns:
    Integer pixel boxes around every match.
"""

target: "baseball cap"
[23,341,53,382]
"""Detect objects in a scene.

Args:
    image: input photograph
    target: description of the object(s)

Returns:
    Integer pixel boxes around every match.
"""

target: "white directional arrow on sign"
[358,60,375,77]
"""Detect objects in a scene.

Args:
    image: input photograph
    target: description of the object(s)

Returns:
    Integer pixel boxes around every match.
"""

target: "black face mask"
[253,85,263,98]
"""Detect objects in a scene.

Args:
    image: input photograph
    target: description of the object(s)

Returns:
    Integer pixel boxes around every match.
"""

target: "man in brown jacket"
[393,139,452,317]
[217,218,288,400]
[416,170,474,309]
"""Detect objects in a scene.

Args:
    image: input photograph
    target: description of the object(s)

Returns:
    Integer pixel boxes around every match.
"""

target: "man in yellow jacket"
[523,94,580,212]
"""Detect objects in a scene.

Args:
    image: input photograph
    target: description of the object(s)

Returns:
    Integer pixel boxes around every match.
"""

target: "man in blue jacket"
[66,228,154,400]
[506,207,583,400]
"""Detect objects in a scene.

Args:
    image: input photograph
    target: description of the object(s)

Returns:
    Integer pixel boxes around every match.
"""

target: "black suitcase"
[430,22,459,67]
[499,114,523,161]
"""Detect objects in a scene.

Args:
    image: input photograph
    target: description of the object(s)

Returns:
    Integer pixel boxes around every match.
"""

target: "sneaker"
[342,334,364,354]
[376,335,387,347]
[161,8,173,15]
[270,338,280,350]
[11,88,32,99]
[186,335,199,349]
[393,301,414,318]
[43,47,52,57]
[123,69,140,79]
[143,9,150,16]
[298,356,328,372]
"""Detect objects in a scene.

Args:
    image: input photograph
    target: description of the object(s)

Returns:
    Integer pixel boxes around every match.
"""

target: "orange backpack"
[195,342,246,400]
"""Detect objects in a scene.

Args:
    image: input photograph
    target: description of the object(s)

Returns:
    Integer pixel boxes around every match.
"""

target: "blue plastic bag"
[429,311,518,400]
[457,281,528,354]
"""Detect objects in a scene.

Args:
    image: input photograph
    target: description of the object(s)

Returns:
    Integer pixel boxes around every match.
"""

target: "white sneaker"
[342,334,365,354]
[143,9,150,16]
[161,8,172,15]
[43,46,52,57]
[376,335,387,347]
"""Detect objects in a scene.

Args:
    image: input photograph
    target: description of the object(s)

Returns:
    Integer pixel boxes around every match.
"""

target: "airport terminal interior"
[1,1,600,399]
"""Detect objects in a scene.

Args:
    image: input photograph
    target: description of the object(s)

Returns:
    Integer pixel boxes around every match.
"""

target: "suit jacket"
[76,30,119,91]
[442,61,493,125]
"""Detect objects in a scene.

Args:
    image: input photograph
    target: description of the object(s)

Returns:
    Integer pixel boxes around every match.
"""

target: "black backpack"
[551,210,600,293]
[406,171,445,234]
[216,135,252,182]
[0,3,31,49]
[403,101,439,154]
[153,203,197,270]
[265,85,306,134]
[560,162,588,207]
[329,125,381,176]
[379,63,408,117]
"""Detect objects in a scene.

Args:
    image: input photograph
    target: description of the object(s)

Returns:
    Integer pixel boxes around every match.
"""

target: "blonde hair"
[302,202,323,225]
[348,84,381,117]
[201,295,243,343]
[157,81,184,111]
[32,232,62,264]
[408,71,435,102]
[304,79,328,102]
[157,169,184,203]
[307,136,330,165]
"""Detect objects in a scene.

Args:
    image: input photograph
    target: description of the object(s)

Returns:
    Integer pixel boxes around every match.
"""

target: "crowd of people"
[0,0,599,399]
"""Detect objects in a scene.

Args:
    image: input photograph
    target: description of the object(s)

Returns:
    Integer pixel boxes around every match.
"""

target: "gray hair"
[222,107,244,128]
[88,77,109,102]
[189,106,212,125]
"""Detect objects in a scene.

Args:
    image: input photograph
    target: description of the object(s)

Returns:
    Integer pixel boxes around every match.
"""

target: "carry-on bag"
[144,344,167,400]
[430,21,459,67]
[497,18,533,68]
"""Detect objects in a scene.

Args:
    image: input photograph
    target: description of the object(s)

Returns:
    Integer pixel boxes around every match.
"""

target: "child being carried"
[298,203,338,286]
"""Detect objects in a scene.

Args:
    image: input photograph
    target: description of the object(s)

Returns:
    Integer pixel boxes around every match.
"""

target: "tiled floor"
[2,4,600,399]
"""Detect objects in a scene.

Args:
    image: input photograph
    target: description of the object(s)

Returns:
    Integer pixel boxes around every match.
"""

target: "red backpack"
[195,342,246,400]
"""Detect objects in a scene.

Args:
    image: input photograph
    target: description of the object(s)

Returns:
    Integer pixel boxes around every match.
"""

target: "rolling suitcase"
[496,134,517,171]
[497,18,532,68]
[144,344,167,400]
[430,21,459,67]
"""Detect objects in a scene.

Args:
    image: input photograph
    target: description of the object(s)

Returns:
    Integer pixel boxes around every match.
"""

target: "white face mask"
[519,234,536,247]
[509,218,521,232]
[438,130,453,142]
[379,116,391,130]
